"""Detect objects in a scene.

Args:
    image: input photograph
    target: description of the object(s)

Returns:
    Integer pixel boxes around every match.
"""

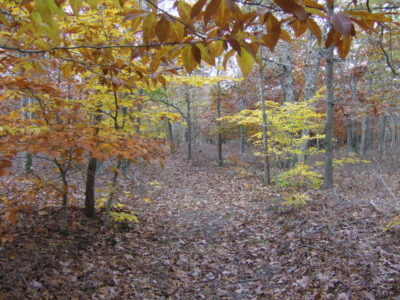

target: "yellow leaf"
[35,0,53,25]
[197,43,215,66]
[182,45,198,73]
[34,40,51,51]
[305,7,327,18]
[0,12,9,25]
[279,29,291,43]
[69,0,81,15]
[44,0,66,17]
[143,13,157,42]
[236,47,254,76]
[16,23,32,37]
[87,0,99,9]
[142,197,152,203]
[209,40,224,57]
[344,11,391,22]
[178,1,192,23]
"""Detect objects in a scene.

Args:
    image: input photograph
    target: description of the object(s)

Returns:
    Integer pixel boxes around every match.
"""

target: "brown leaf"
[155,17,171,43]
[228,39,241,55]
[204,0,221,25]
[264,13,281,51]
[191,45,202,64]
[330,12,353,37]
[307,18,322,43]
[302,0,325,11]
[325,28,339,48]
[191,0,207,19]
[273,0,308,21]
[337,36,352,59]
[290,19,308,37]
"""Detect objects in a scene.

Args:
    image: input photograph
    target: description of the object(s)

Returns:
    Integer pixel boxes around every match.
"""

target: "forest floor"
[1,145,400,299]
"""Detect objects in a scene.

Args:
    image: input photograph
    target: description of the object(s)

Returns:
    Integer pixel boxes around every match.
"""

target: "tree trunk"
[185,88,192,161]
[104,159,123,228]
[21,97,33,174]
[282,41,296,103]
[216,82,223,166]
[348,74,359,153]
[60,170,68,233]
[379,115,386,160]
[84,156,97,218]
[390,114,398,149]
[84,107,102,216]
[167,120,174,152]
[299,33,321,162]
[360,115,368,156]
[346,119,358,153]
[239,97,247,154]
[259,49,271,185]
[324,2,335,189]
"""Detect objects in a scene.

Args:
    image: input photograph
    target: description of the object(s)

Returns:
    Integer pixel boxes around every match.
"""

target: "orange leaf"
[264,13,281,51]
[302,0,325,10]
[325,28,340,48]
[290,19,308,37]
[307,17,322,43]
[337,36,352,58]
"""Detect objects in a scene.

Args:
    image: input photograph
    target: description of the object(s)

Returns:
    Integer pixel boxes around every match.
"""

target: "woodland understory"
[1,144,399,299]
[1,0,399,299]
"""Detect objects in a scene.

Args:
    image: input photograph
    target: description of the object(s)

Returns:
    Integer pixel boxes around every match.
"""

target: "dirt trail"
[1,152,399,299]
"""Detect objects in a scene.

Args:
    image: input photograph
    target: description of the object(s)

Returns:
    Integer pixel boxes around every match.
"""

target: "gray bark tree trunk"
[217,82,223,166]
[104,159,123,228]
[259,49,271,185]
[167,120,174,151]
[390,114,398,149]
[239,97,247,154]
[360,115,368,156]
[324,3,335,189]
[379,115,386,160]
[282,41,296,103]
[21,97,33,174]
[299,33,321,162]
[185,88,192,161]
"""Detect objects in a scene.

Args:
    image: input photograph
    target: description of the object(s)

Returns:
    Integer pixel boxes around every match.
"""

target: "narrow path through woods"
[131,154,282,298]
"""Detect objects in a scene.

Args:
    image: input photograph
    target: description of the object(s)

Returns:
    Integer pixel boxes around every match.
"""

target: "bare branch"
[149,98,185,119]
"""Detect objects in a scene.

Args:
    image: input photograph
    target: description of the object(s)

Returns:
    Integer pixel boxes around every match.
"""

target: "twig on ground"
[373,160,398,206]
[19,273,29,289]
